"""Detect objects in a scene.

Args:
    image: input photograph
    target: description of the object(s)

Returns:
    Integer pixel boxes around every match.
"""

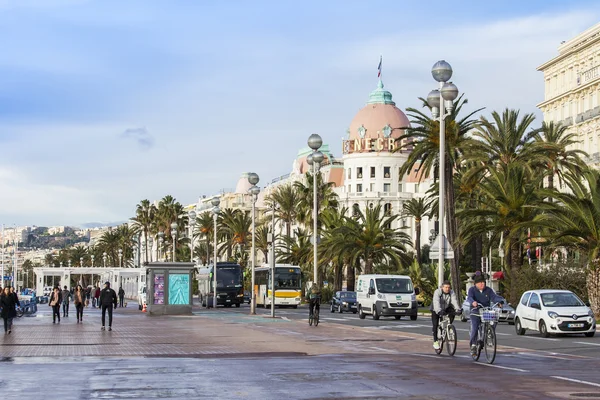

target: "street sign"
[429,235,454,259]
[3,276,12,280]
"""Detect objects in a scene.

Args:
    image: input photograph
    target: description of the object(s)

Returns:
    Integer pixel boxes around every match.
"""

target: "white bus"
[255,264,302,308]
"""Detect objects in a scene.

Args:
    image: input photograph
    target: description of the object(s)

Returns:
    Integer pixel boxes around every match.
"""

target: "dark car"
[330,291,358,314]
[243,291,251,304]
[461,296,515,325]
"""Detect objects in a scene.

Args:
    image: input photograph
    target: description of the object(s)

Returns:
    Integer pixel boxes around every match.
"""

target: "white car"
[514,289,596,338]
[138,286,147,310]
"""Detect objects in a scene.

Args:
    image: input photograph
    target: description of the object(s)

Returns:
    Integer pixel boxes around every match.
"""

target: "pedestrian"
[61,285,71,317]
[118,286,125,308]
[73,285,85,323]
[48,286,62,324]
[86,286,91,307]
[99,281,117,331]
[0,287,17,334]
[94,286,101,309]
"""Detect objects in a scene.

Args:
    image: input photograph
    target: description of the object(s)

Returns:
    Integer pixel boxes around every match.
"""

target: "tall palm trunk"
[508,241,522,305]
[346,260,358,291]
[444,159,462,301]
[415,219,422,265]
[587,264,600,318]
[335,261,343,292]
[365,257,374,274]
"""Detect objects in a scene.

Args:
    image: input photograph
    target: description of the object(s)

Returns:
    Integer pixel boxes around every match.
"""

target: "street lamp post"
[118,249,123,268]
[91,255,95,268]
[171,222,178,262]
[211,197,221,308]
[247,172,260,315]
[189,211,197,264]
[103,252,107,268]
[427,60,459,288]
[307,134,324,286]
[80,257,83,286]
[270,202,278,318]
[148,237,154,263]
[158,232,165,261]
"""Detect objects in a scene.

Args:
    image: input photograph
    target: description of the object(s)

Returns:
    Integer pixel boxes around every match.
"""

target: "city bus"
[197,262,244,308]
[255,264,301,308]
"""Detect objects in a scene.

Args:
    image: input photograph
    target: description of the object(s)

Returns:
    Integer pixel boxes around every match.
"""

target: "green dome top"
[367,79,395,105]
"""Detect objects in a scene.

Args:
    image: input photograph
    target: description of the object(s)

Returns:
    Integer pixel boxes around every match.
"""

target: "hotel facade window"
[370,166,376,178]
[357,184,363,193]
[383,183,391,193]
[357,167,363,178]
[384,166,391,178]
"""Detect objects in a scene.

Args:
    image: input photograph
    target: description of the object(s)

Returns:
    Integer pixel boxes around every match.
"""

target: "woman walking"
[74,285,85,323]
[48,286,62,324]
[0,287,17,334]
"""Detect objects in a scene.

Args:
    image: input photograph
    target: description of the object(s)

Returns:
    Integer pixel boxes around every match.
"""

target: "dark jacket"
[118,288,125,298]
[0,293,17,319]
[99,287,118,307]
[11,292,20,307]
[73,290,86,306]
[466,286,503,313]
[61,289,71,304]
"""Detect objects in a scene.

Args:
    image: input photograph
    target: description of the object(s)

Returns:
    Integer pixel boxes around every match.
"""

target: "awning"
[492,271,504,280]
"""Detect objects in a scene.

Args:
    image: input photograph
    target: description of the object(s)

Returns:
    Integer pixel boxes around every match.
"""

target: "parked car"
[330,291,358,314]
[138,286,147,310]
[244,291,251,304]
[461,296,515,325]
[514,289,596,338]
[43,286,53,296]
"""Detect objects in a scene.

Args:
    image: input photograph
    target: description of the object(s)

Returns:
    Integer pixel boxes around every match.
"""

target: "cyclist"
[466,271,504,355]
[430,280,461,350]
[308,283,321,319]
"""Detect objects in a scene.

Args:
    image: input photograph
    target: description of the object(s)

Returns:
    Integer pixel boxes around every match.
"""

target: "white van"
[356,274,419,320]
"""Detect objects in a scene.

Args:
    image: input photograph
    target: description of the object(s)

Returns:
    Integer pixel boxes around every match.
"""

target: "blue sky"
[0,0,598,227]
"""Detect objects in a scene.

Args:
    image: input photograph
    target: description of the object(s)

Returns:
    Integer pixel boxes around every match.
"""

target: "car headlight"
[377,294,385,300]
[588,310,595,317]
[237,294,244,297]
[547,311,559,319]
[342,302,348,305]
[411,294,416,302]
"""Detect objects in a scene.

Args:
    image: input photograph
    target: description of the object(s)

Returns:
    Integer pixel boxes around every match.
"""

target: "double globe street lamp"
[426,60,459,288]
[211,197,221,308]
[247,172,260,314]
[307,134,324,286]
[189,211,197,263]
[171,222,178,262]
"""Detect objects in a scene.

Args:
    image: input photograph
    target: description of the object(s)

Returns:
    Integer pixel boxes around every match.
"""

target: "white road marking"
[521,336,559,341]
[321,317,349,322]
[552,376,600,388]
[573,341,600,347]
[478,363,529,373]
[510,352,572,361]
[412,353,445,359]
[369,346,398,354]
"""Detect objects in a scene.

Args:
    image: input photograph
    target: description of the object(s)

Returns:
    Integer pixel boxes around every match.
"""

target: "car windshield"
[375,278,413,294]
[217,267,243,288]
[339,292,356,300]
[274,270,301,289]
[541,292,584,307]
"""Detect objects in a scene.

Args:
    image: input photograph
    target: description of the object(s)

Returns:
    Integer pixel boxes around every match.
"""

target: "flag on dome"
[378,56,382,78]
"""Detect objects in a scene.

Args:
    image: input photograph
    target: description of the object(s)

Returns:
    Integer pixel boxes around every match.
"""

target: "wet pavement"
[1,304,600,399]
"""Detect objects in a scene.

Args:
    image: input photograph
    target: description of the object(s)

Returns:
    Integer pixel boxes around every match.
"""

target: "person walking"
[73,285,85,323]
[94,286,101,309]
[0,287,17,334]
[118,286,125,308]
[48,286,62,324]
[61,285,71,317]
[99,281,117,331]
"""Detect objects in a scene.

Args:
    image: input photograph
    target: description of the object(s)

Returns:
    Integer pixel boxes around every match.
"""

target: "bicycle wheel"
[435,326,444,355]
[446,324,457,356]
[314,309,320,327]
[484,324,497,364]
[471,326,482,361]
[308,314,313,326]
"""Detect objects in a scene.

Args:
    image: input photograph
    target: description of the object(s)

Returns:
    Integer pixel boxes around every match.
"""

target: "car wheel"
[372,306,380,320]
[338,305,343,314]
[461,314,467,323]
[352,311,357,314]
[539,320,550,338]
[508,321,515,326]
[330,303,335,313]
[394,316,401,320]
[138,304,142,311]
[585,331,596,337]
[515,317,526,335]
[410,315,417,321]
[358,305,366,319]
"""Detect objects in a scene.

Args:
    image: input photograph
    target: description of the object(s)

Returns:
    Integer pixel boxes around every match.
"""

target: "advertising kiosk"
[145,262,195,315]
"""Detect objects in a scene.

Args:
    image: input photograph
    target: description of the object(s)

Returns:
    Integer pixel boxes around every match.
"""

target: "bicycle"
[434,310,460,356]
[470,302,501,364]
[308,297,320,327]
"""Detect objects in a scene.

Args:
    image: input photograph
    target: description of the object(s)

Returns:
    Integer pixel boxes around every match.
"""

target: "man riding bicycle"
[308,283,321,318]
[430,280,461,350]
[466,271,504,355]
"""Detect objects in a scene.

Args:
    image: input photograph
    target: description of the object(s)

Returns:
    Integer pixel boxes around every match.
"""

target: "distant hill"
[79,221,127,229]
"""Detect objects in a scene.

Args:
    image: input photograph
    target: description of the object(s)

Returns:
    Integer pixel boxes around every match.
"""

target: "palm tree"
[334,204,412,275]
[130,199,156,263]
[458,163,546,305]
[293,171,339,229]
[266,184,300,238]
[255,225,270,263]
[221,209,252,266]
[402,197,432,265]
[397,94,481,295]
[320,207,350,291]
[531,121,588,192]
[538,169,600,316]
[277,228,312,275]
[194,212,214,264]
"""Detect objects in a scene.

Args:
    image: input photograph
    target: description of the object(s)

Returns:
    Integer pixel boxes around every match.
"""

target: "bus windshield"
[274,269,301,289]
[375,278,413,294]
[217,267,243,288]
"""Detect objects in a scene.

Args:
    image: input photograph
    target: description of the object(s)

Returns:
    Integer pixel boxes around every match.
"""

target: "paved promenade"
[1,304,600,399]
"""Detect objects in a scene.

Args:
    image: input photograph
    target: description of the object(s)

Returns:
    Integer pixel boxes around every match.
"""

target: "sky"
[0,0,599,227]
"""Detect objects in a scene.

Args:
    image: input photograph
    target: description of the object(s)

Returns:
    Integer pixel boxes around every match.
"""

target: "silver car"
[461,297,515,325]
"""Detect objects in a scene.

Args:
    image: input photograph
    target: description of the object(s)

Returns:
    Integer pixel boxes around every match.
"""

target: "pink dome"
[348,80,410,142]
